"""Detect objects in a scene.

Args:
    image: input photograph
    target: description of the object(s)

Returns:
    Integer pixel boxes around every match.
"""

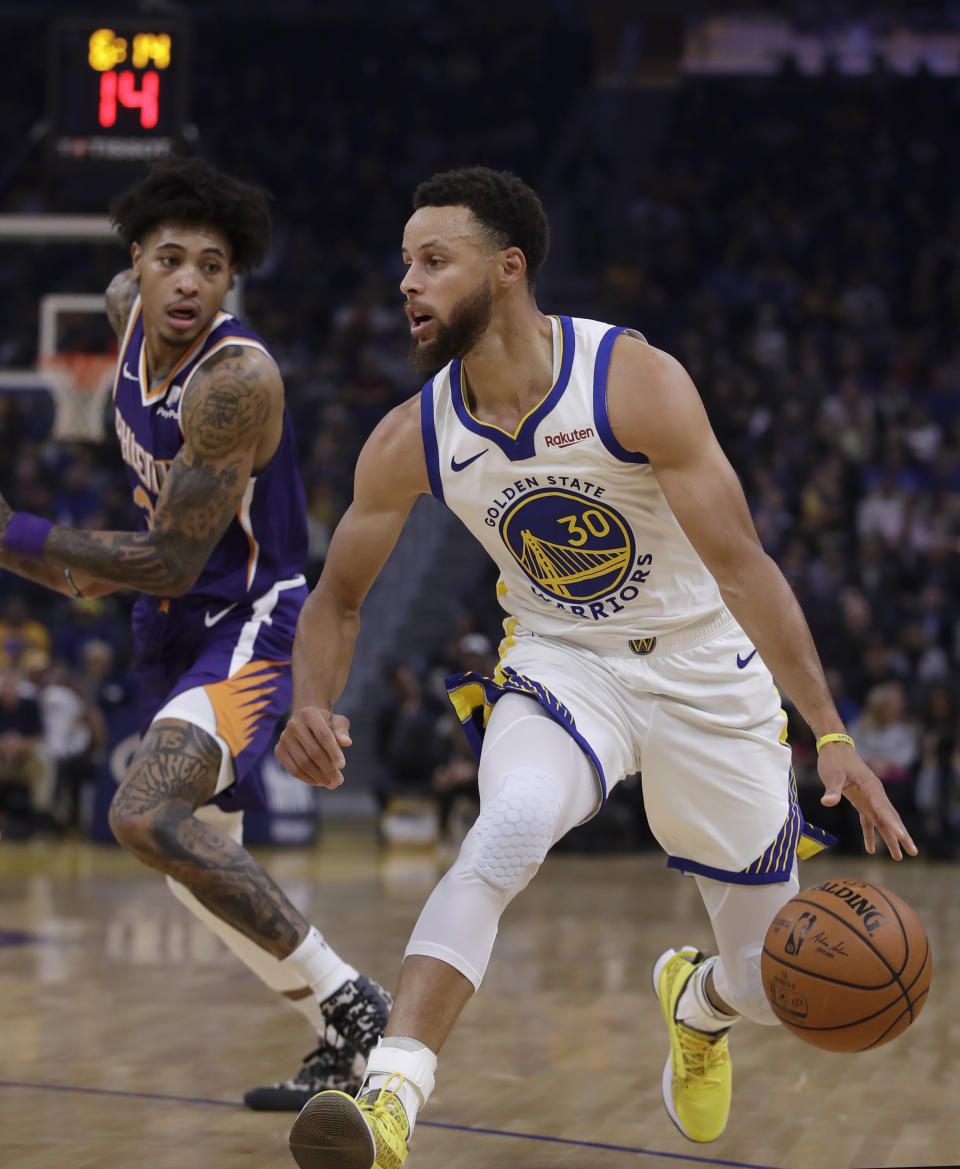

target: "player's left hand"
[818,742,918,860]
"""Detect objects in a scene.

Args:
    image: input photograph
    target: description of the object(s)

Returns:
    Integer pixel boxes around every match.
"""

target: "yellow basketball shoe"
[288,1076,410,1169]
[653,946,732,1143]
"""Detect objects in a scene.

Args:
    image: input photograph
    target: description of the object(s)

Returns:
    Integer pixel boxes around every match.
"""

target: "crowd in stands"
[591,68,960,855]
[0,7,958,856]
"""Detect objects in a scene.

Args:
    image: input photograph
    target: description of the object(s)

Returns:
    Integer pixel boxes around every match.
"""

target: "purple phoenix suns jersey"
[111,298,308,810]
[112,296,308,606]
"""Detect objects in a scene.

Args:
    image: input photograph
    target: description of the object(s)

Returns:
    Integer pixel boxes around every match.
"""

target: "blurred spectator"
[0,595,52,668]
[51,451,106,527]
[899,619,950,686]
[820,587,871,684]
[902,404,942,465]
[50,596,130,670]
[76,638,131,709]
[914,684,960,859]
[455,632,497,678]
[341,348,400,435]
[820,376,876,464]
[824,665,860,727]
[375,633,494,844]
[799,460,845,539]
[751,485,793,557]
[427,634,497,840]
[849,681,919,827]
[750,302,789,371]
[0,664,52,833]
[35,658,106,832]
[425,621,493,705]
[856,471,909,545]
[375,664,447,788]
[373,662,449,836]
[431,745,480,843]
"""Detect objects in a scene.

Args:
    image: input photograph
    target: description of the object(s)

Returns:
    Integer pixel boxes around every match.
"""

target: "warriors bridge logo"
[499,489,635,603]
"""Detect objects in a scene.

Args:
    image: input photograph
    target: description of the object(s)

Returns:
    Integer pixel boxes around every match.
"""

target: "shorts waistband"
[627,608,738,656]
[531,607,738,658]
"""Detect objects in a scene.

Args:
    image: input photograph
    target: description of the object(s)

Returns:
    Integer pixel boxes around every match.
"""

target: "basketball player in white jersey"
[276,167,917,1168]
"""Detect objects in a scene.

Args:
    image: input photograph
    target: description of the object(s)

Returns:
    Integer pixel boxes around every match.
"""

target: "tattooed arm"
[105,269,140,338]
[0,346,282,596]
[0,550,117,598]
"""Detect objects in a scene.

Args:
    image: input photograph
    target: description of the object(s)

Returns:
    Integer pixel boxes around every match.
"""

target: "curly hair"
[413,166,550,289]
[109,156,271,273]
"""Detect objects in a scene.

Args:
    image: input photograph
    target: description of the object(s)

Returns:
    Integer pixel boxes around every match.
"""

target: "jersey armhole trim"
[592,326,650,465]
[420,378,444,503]
[112,298,143,403]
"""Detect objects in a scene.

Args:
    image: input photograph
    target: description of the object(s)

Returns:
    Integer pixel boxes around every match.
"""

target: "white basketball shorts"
[446,608,832,884]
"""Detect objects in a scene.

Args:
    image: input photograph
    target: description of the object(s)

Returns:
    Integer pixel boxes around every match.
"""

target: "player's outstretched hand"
[818,742,918,860]
[276,707,352,789]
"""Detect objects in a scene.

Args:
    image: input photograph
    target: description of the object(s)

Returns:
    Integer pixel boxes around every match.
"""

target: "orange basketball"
[761,878,932,1052]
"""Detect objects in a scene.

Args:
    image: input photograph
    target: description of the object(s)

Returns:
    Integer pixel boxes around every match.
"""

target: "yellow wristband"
[816,733,855,753]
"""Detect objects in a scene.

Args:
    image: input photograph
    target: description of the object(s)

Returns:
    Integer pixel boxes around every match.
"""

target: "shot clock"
[47,18,189,163]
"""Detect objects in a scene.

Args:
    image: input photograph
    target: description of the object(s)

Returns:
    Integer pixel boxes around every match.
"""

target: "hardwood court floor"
[0,824,956,1169]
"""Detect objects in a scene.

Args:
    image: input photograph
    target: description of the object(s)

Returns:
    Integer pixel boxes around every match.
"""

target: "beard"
[408,279,493,373]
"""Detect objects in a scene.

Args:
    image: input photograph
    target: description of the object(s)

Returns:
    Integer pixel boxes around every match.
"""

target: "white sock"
[362,1037,437,1135]
[281,926,359,1003]
[676,956,739,1033]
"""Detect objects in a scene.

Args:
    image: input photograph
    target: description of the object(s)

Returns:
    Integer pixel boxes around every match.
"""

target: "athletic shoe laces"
[273,1041,352,1090]
[361,1074,410,1154]
[674,1026,729,1085]
[293,1047,332,1083]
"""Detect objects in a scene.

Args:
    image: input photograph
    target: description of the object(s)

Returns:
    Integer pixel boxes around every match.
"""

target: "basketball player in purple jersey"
[0,157,390,1110]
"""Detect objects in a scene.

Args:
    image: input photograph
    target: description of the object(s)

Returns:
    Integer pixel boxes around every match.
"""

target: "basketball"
[762,878,932,1052]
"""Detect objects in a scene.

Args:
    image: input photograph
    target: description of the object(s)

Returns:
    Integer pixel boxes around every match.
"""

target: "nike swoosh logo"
[737,649,758,669]
[122,362,138,381]
[450,449,489,472]
[204,602,238,628]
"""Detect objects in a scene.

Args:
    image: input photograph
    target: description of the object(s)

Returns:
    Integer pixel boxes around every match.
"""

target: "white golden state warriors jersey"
[421,315,726,647]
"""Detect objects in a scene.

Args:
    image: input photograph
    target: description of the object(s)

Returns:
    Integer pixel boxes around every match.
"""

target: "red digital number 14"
[99,70,160,129]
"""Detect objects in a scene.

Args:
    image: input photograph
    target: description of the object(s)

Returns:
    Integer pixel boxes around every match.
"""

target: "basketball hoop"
[39,352,116,443]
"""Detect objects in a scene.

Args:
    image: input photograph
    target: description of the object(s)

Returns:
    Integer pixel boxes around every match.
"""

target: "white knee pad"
[405,767,567,988]
[459,767,564,897]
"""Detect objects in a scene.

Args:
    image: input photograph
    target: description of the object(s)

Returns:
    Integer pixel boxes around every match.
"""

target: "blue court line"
[0,1081,779,1169]
[421,1119,779,1168]
[0,929,43,947]
[0,1080,241,1108]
